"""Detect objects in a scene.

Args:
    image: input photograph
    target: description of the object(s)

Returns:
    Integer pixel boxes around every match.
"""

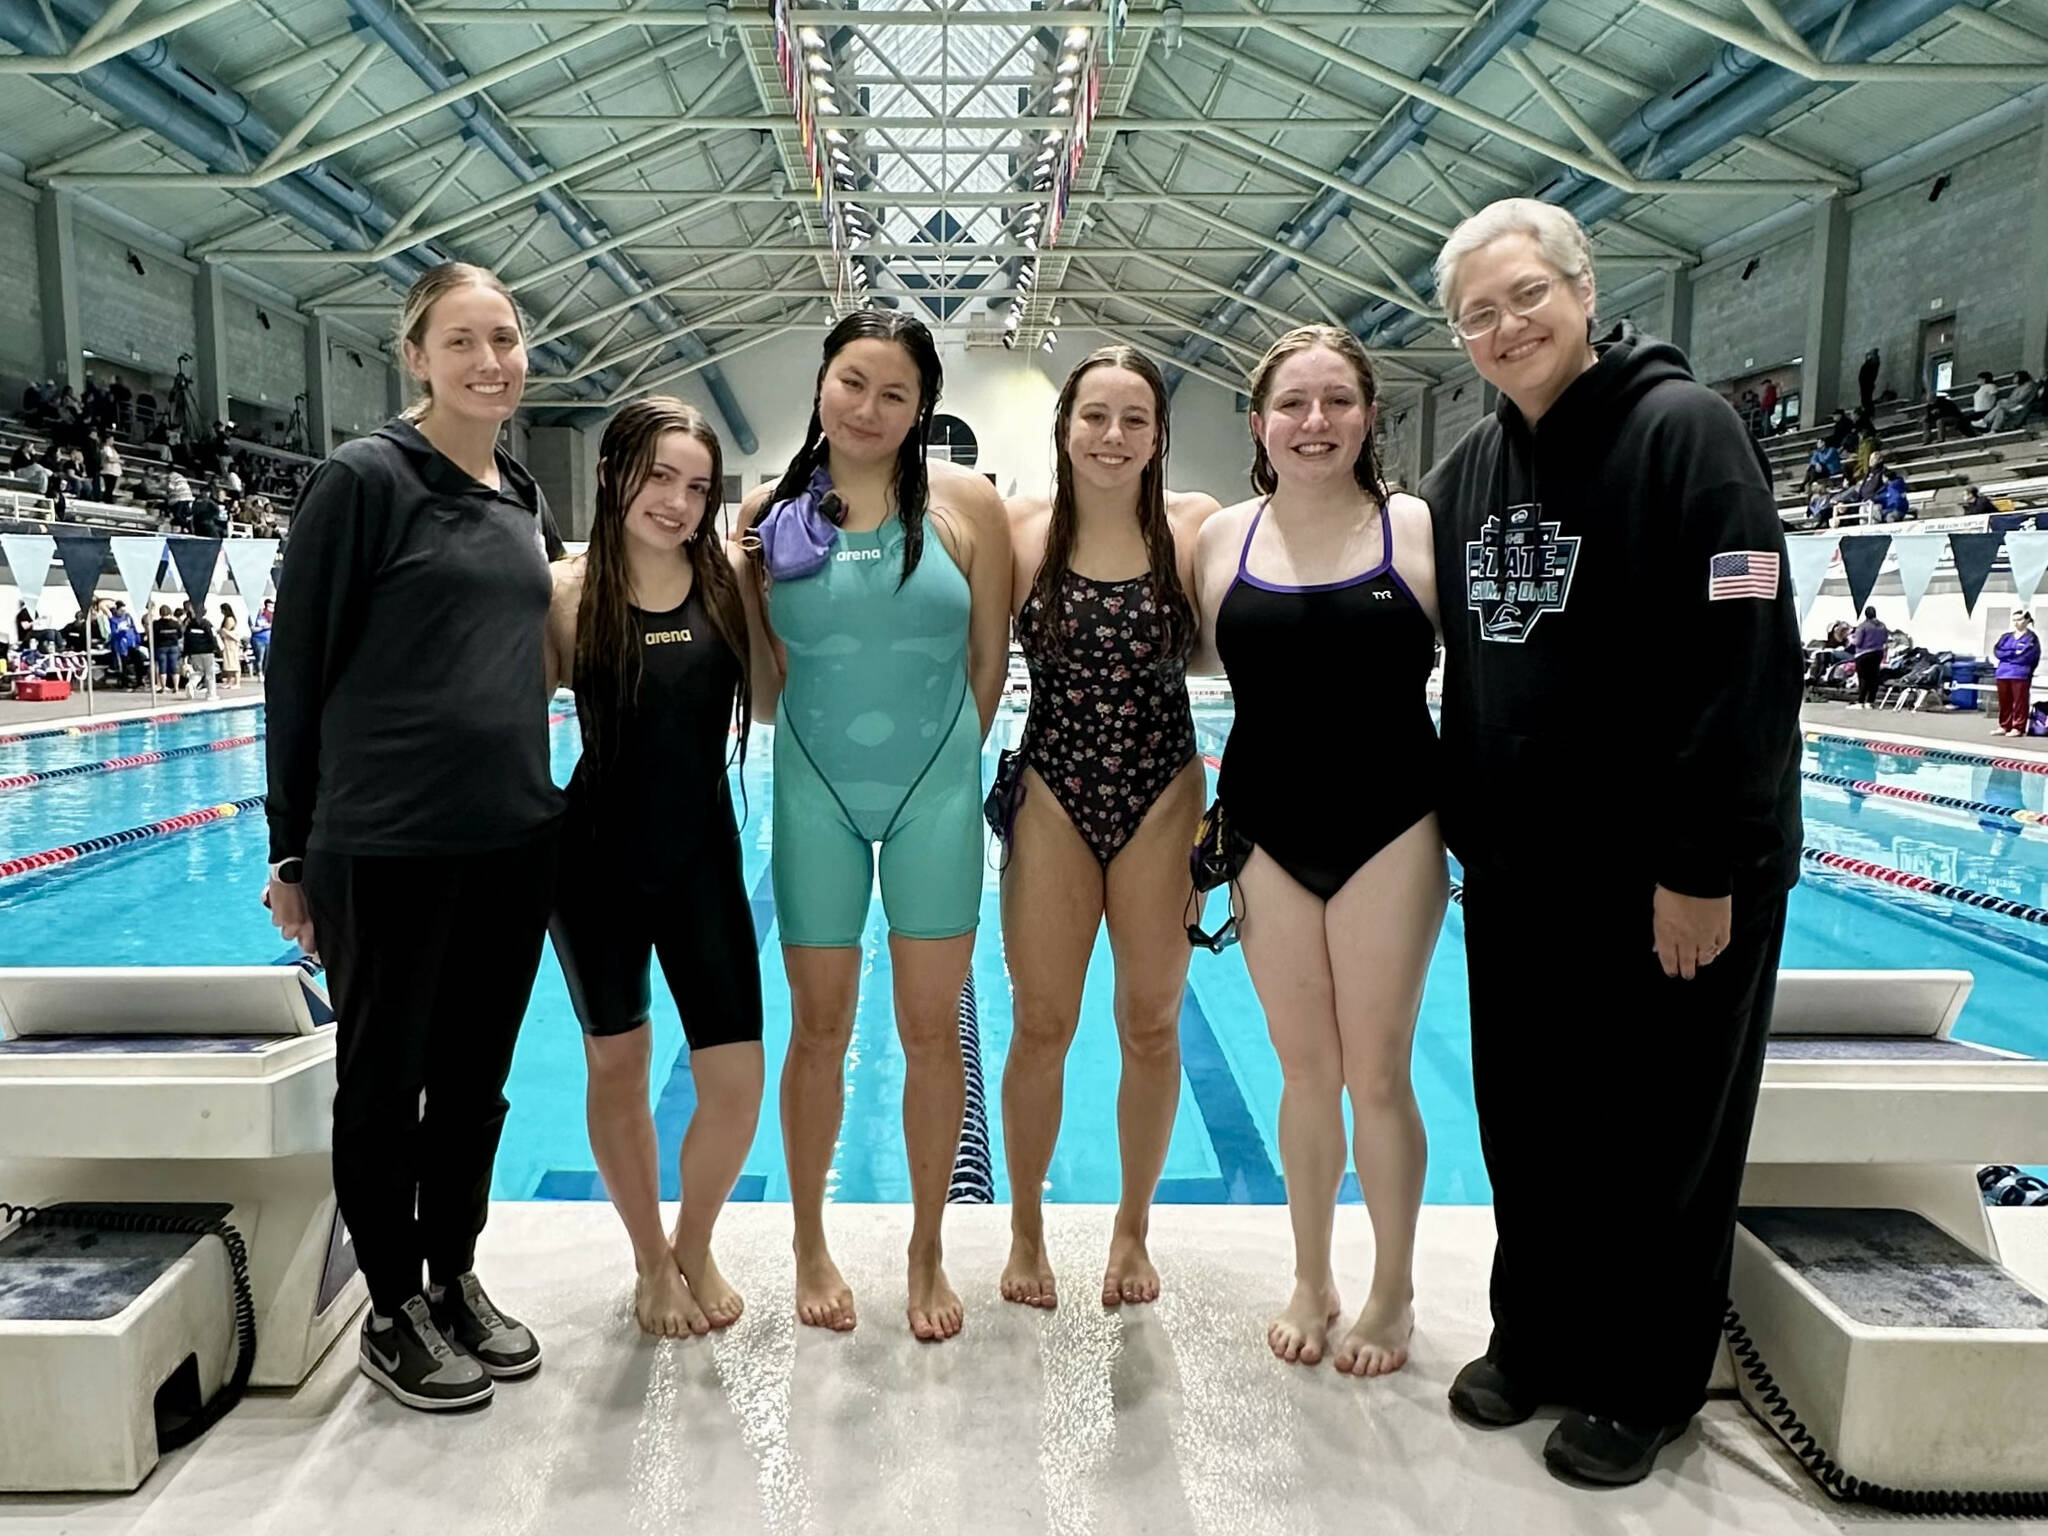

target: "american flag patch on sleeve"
[1708,549,1781,600]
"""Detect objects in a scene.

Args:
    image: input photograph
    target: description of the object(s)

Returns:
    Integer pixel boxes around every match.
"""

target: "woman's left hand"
[1653,886,1731,980]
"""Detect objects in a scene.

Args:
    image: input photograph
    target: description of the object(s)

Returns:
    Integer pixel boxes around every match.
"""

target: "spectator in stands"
[250,597,272,677]
[15,604,34,655]
[1858,348,1881,415]
[83,376,110,431]
[181,603,220,699]
[165,468,194,532]
[151,604,182,692]
[7,444,30,474]
[1984,371,2039,433]
[110,377,133,435]
[1801,439,1842,492]
[1994,611,2040,737]
[1759,378,1779,433]
[100,439,122,502]
[1924,392,1978,444]
[218,605,243,691]
[1963,484,1997,518]
[109,602,145,689]
[81,435,105,499]
[1826,408,1856,452]
[1850,605,1890,709]
[20,380,49,425]
[191,485,225,538]
[1971,372,2000,422]
[1805,486,1836,527]
[1852,408,1882,479]
[17,451,49,497]
[1876,469,1913,523]
[224,462,244,498]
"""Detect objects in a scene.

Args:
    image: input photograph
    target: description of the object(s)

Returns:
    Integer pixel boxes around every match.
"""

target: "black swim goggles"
[1185,883,1242,954]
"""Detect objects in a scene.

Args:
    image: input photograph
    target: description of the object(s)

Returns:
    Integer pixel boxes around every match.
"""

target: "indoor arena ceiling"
[2,0,2046,405]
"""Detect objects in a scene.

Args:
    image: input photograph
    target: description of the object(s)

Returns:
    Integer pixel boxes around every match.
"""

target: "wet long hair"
[1246,324,1390,504]
[576,396,750,778]
[756,309,944,588]
[1022,345,1194,661]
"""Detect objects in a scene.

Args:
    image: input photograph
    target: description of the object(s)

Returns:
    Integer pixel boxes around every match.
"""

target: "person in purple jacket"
[1994,611,2039,737]
[1849,606,1889,710]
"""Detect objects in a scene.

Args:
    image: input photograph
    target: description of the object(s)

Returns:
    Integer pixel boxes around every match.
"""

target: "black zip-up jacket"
[265,418,565,862]
[1420,323,1803,899]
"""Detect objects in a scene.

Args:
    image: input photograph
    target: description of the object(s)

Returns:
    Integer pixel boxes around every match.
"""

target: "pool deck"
[1802,700,2048,759]
[6,1202,2044,1535]
[0,683,265,734]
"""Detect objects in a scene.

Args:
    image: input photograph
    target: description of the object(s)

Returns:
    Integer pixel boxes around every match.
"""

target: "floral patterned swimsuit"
[1017,568,1197,866]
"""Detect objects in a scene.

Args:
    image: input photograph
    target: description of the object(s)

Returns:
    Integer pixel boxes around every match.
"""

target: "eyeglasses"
[1451,276,1559,342]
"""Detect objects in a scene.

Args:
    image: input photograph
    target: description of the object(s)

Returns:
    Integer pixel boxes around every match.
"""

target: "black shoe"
[1542,1412,1687,1487]
[430,1272,542,1379]
[1448,1354,1538,1428]
[359,1296,494,1412]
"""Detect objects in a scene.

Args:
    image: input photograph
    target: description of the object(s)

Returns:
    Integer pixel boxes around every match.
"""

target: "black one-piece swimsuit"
[1216,502,1438,900]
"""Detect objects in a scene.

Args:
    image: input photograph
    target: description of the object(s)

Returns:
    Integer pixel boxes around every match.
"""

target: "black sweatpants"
[1461,869,1789,1427]
[1855,650,1883,707]
[304,834,557,1316]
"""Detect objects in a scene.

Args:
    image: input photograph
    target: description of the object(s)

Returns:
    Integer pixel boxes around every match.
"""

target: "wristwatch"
[269,857,304,885]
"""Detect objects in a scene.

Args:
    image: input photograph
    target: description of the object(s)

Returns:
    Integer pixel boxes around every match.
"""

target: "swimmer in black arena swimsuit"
[1191,325,1448,1381]
[544,396,762,1341]
[999,347,1219,1311]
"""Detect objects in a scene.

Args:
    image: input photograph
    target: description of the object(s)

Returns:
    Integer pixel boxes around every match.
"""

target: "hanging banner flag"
[222,538,280,607]
[1889,533,1944,617]
[1949,532,2003,613]
[1785,533,1840,628]
[0,532,58,620]
[1839,533,1891,616]
[2006,529,2048,608]
[54,534,112,614]
[169,537,224,612]
[110,535,166,619]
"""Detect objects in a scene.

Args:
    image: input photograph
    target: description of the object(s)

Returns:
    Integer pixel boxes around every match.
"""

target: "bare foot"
[1100,1229,1160,1307]
[1332,1295,1413,1378]
[907,1248,964,1341]
[1267,1279,1341,1366]
[1001,1232,1058,1309]
[635,1260,709,1339]
[675,1243,745,1330]
[794,1245,856,1332]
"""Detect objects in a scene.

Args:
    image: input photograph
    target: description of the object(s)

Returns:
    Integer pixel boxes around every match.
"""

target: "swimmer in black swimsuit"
[544,396,762,1339]
[1191,325,1448,1380]
[999,347,1219,1311]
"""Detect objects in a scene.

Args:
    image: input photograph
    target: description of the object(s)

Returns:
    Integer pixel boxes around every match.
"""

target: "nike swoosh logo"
[367,1339,401,1375]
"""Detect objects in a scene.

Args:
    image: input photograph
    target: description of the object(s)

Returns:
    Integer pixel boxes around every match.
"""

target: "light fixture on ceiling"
[1162,2,1184,52]
[815,96,840,114]
[808,52,833,77]
[1041,332,1056,354]
[1016,263,1035,290]
[826,128,848,146]
[1063,26,1090,47]
[1002,331,1018,350]
[1057,54,1083,77]
[799,26,824,50]
[706,0,728,52]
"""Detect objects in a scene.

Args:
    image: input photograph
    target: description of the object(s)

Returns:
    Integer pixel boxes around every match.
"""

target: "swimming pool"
[3,702,2045,1205]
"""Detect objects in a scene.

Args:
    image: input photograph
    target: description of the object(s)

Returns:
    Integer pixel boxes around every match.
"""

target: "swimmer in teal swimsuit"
[731,311,1011,1342]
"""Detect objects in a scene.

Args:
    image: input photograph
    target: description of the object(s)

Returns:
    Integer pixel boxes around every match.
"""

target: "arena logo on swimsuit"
[644,628,693,644]
[1466,504,1580,645]
[835,547,883,563]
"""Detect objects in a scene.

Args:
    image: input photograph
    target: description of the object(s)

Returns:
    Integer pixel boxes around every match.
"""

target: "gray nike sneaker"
[359,1296,494,1411]
[430,1272,542,1379]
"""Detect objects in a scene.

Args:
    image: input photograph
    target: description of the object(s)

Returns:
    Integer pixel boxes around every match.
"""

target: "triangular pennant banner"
[1949,532,2003,614]
[1889,533,1944,617]
[0,532,58,620]
[1839,534,1892,617]
[2006,530,2048,609]
[1785,533,1840,628]
[54,534,111,614]
[222,538,279,605]
[169,537,223,612]
[111,535,167,618]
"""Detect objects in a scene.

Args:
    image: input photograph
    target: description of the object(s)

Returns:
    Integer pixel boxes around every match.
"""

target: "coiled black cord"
[0,1200,256,1451]
[1723,1304,2048,1516]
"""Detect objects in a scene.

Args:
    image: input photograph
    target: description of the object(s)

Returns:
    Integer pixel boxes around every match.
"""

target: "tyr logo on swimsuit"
[1466,503,1580,644]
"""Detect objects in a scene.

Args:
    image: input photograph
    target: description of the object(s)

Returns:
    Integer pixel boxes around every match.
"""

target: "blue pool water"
[3,703,2045,1205]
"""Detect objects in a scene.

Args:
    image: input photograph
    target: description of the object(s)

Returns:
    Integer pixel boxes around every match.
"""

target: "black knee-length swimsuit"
[550,588,763,1046]
[1017,567,1197,866]
[1216,501,1437,900]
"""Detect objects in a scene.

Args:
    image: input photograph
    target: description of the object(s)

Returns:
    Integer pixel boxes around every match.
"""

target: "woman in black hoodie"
[1419,200,1803,1488]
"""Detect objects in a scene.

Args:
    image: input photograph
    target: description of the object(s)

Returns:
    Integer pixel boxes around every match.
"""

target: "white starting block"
[1730,970,2048,1501]
[0,966,364,1492]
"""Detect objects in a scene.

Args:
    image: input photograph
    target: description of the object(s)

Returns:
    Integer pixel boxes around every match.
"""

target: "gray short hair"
[1433,198,1596,323]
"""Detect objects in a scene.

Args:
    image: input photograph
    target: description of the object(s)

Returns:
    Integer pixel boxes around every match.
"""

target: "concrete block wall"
[0,184,41,388]
[74,217,195,377]
[1837,124,2041,405]
[1432,378,1489,460]
[223,286,306,410]
[1687,227,1812,387]
[328,340,395,440]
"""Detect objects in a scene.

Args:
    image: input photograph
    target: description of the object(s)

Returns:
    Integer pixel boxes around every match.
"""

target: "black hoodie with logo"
[1420,323,1802,900]
[266,418,566,863]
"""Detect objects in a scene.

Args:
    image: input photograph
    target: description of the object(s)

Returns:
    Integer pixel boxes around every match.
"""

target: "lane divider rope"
[0,705,264,748]
[0,795,266,882]
[1803,728,2048,777]
[1801,770,2048,826]
[1800,847,2048,927]
[0,734,261,794]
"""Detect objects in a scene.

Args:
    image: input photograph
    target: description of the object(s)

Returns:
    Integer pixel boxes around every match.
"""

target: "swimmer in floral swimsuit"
[996,345,1218,1313]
